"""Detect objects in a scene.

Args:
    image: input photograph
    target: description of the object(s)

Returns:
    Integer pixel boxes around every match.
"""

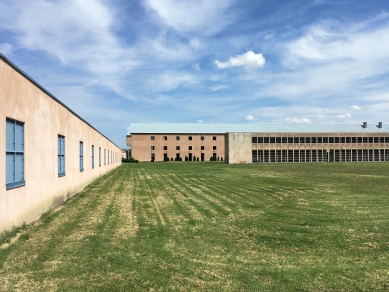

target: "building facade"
[1,54,121,233]
[127,123,389,164]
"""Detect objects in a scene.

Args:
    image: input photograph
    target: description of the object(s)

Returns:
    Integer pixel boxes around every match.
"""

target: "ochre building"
[1,54,121,233]
[127,123,389,164]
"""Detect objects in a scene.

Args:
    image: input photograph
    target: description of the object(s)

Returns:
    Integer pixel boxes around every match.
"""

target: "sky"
[1,0,389,147]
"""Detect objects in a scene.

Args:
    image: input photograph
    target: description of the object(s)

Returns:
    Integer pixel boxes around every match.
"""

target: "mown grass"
[1,162,389,291]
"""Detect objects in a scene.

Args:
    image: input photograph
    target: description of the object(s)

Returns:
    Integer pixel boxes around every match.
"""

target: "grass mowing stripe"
[158,172,212,219]
[1,162,389,291]
[168,172,229,217]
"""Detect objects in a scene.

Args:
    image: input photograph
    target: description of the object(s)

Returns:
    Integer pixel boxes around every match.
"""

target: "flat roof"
[1,53,120,149]
[127,122,389,135]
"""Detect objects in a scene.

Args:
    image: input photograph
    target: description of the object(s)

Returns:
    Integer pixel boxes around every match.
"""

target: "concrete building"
[127,123,389,164]
[1,54,121,233]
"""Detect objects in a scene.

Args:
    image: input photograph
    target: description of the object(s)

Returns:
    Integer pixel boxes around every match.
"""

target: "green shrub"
[193,155,196,161]
[164,156,169,162]
[221,157,223,161]
[197,157,199,161]
[185,156,188,161]
[171,157,173,161]
[122,157,139,163]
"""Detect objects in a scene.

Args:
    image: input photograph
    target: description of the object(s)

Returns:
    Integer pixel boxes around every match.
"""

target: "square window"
[176,146,180,150]
[213,146,216,150]
[189,136,192,140]
[213,136,216,140]
[151,136,155,140]
[189,146,192,150]
[163,136,167,140]
[6,118,25,189]
[151,146,155,151]
[201,146,204,150]
[176,136,180,140]
[201,136,204,140]
[164,146,167,151]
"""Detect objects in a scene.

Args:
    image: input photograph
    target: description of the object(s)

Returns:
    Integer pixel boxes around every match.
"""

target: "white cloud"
[190,38,201,50]
[0,43,13,55]
[245,115,255,121]
[143,0,234,36]
[148,71,197,92]
[349,105,361,111]
[191,63,200,71]
[285,17,389,65]
[215,51,266,72]
[210,85,229,91]
[336,113,352,119]
[286,118,310,123]
[197,120,204,123]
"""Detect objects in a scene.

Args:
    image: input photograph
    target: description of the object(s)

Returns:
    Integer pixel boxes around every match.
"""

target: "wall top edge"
[0,53,120,150]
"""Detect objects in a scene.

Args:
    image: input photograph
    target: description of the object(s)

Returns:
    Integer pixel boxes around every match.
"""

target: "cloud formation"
[349,105,361,111]
[245,115,256,121]
[215,51,266,72]
[144,0,234,36]
[286,118,310,123]
[191,63,200,71]
[336,113,352,119]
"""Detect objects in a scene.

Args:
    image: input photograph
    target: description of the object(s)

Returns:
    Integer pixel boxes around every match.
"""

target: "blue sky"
[1,0,389,147]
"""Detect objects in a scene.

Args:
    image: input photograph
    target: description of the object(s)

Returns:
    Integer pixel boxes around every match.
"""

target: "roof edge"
[0,53,120,149]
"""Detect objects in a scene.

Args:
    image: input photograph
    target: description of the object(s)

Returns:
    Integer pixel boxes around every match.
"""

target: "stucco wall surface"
[0,57,121,233]
[225,132,252,164]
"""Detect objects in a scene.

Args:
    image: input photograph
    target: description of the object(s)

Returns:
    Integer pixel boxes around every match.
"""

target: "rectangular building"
[127,123,389,163]
[1,54,121,233]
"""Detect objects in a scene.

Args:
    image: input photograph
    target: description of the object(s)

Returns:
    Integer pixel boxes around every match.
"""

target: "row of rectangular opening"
[6,117,119,190]
[151,135,217,141]
[151,146,217,151]
[252,149,389,163]
[252,136,389,144]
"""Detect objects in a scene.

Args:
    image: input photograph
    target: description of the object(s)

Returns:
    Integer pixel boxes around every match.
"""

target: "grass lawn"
[1,162,389,291]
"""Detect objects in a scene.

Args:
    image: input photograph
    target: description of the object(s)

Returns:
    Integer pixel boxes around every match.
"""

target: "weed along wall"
[0,54,121,233]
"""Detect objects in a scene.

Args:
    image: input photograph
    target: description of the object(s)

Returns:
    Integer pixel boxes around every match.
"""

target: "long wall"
[128,133,225,162]
[1,55,121,233]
